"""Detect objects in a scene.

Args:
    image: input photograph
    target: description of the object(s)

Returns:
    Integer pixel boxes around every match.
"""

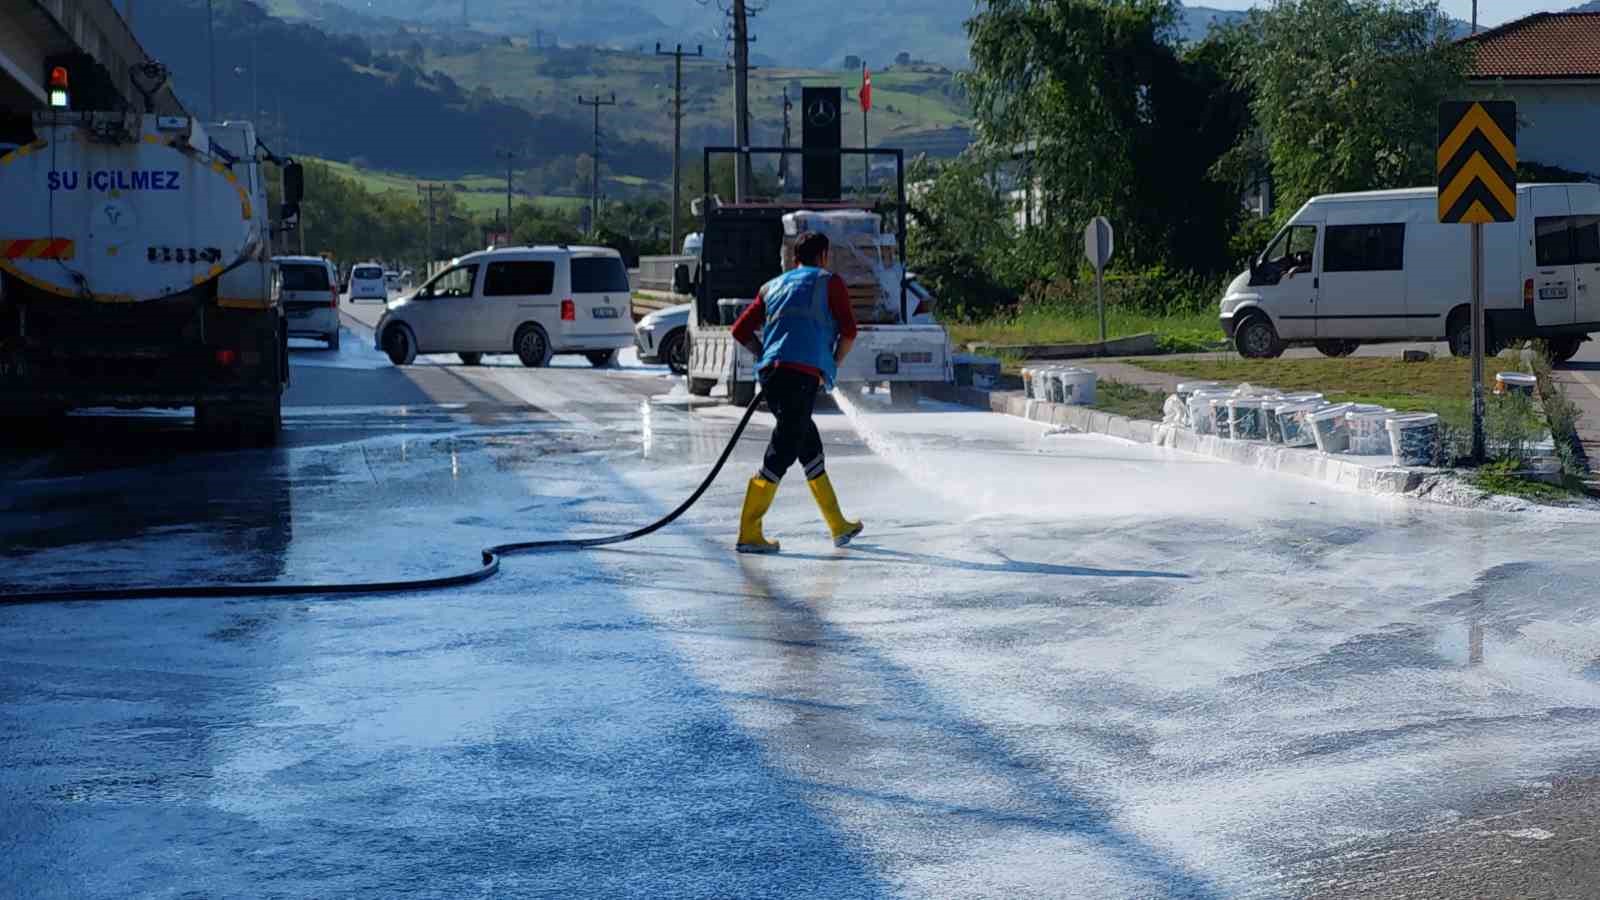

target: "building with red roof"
[1463,12,1600,178]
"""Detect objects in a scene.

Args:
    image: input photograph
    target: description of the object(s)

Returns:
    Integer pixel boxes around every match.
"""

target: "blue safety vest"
[757,266,838,388]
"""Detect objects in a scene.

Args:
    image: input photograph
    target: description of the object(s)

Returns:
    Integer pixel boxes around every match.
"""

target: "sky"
[1194,1,1576,28]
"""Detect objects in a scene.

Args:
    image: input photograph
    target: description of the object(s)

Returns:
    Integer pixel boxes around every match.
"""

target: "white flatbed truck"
[684,146,952,407]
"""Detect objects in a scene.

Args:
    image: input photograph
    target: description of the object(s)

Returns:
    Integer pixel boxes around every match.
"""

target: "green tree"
[1239,0,1465,218]
[905,152,1020,316]
[964,0,1251,273]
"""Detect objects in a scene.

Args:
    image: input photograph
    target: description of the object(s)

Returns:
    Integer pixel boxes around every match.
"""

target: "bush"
[1017,266,1226,318]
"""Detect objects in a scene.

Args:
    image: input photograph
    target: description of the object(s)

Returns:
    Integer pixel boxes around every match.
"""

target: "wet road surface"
[4,319,1600,897]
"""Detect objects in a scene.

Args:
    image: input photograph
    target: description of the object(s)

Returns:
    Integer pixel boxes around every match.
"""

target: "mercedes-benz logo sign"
[807,99,837,127]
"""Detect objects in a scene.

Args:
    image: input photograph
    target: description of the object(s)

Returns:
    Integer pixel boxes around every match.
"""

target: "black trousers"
[758,367,825,483]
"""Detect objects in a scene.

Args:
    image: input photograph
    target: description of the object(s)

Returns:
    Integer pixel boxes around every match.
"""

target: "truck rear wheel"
[197,395,282,447]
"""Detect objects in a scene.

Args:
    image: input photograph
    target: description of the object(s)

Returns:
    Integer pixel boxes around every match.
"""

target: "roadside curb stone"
[927,383,1427,498]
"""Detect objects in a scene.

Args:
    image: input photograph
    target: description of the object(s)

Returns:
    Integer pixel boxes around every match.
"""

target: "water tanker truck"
[0,108,301,444]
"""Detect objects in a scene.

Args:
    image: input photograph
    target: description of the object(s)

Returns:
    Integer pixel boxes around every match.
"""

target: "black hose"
[0,391,765,607]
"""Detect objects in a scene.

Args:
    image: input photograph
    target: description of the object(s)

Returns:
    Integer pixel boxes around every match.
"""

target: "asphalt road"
[4,312,1600,897]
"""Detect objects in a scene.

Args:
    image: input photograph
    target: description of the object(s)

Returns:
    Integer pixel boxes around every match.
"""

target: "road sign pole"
[1096,267,1106,345]
[1471,222,1485,463]
[1437,99,1515,465]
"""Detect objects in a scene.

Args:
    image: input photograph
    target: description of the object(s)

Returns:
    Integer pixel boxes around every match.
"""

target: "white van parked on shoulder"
[1221,183,1600,362]
[374,245,634,367]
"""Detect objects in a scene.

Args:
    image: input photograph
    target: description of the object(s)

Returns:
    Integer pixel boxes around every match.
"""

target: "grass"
[423,47,972,149]
[309,157,593,216]
[1135,354,1526,413]
[946,308,1221,353]
[1092,381,1168,421]
[1472,459,1587,501]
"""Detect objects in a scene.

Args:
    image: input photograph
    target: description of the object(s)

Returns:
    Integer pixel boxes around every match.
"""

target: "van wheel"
[1314,339,1359,358]
[1234,313,1284,359]
[515,324,552,368]
[1545,336,1584,365]
[585,350,617,368]
[731,379,757,407]
[457,352,483,366]
[1447,309,1495,358]
[383,324,417,366]
[687,376,715,396]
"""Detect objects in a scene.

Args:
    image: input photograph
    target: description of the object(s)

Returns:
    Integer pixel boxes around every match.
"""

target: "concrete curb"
[926,383,1426,497]
[966,332,1159,360]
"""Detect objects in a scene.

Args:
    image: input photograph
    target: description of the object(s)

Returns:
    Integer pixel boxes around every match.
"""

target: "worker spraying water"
[729,230,864,553]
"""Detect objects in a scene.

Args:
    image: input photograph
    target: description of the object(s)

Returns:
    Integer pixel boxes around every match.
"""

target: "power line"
[656,42,703,252]
[577,93,616,233]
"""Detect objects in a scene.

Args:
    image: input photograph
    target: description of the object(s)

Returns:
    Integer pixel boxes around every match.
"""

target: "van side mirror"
[672,263,692,295]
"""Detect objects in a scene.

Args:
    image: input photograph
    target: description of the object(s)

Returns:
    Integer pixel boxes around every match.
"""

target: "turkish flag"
[860,67,872,113]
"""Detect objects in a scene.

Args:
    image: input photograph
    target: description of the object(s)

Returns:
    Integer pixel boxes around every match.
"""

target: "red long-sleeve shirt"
[729,272,858,380]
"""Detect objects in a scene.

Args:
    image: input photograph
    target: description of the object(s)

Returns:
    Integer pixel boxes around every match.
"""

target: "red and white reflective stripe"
[2,239,75,260]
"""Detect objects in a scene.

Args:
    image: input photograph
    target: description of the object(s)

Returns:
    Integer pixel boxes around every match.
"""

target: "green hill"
[424,43,973,167]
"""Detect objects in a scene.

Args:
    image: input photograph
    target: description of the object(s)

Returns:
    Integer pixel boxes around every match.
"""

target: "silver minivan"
[375,246,634,367]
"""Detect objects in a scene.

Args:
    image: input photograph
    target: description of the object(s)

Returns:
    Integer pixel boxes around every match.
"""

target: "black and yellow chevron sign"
[1437,100,1517,224]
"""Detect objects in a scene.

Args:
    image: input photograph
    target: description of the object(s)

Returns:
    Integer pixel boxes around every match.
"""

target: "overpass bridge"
[1,0,183,116]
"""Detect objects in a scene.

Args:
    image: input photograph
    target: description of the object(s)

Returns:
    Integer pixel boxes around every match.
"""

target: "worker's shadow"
[779,543,1188,580]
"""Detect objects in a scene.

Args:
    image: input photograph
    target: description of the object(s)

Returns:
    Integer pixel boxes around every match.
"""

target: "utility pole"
[731,0,752,200]
[417,183,444,270]
[656,42,703,253]
[577,93,616,233]
[206,0,217,122]
[1471,1,1478,34]
[495,148,518,237]
[779,86,792,190]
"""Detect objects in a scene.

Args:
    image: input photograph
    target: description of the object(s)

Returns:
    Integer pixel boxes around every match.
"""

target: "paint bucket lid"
[1177,381,1222,394]
[1385,412,1440,431]
[1307,402,1356,422]
[1496,371,1536,387]
[1275,398,1322,414]
[1346,406,1395,422]
[1281,391,1324,402]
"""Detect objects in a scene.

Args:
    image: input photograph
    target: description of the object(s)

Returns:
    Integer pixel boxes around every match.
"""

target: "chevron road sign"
[1437,101,1516,224]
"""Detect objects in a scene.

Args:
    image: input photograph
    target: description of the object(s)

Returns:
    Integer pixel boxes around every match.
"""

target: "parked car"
[1221,183,1600,361]
[274,255,341,350]
[635,303,690,373]
[348,262,388,302]
[375,245,634,367]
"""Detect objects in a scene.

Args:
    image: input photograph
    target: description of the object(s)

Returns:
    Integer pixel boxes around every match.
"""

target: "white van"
[274,255,341,349]
[1221,183,1600,362]
[374,245,634,367]
[348,262,388,302]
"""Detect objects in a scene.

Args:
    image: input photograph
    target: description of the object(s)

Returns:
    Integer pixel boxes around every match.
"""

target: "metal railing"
[635,254,696,293]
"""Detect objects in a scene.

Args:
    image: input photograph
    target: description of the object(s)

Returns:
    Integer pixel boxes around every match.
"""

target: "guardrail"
[635,255,696,293]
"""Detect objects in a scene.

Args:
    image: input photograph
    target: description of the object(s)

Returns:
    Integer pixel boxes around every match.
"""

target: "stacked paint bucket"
[1166,383,1443,467]
[1021,365,1098,405]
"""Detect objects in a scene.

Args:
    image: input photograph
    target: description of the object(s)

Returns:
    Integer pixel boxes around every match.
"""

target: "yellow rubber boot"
[807,472,863,547]
[736,476,781,554]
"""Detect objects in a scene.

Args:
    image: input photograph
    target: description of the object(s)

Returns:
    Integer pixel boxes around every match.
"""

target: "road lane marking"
[1563,368,1600,402]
